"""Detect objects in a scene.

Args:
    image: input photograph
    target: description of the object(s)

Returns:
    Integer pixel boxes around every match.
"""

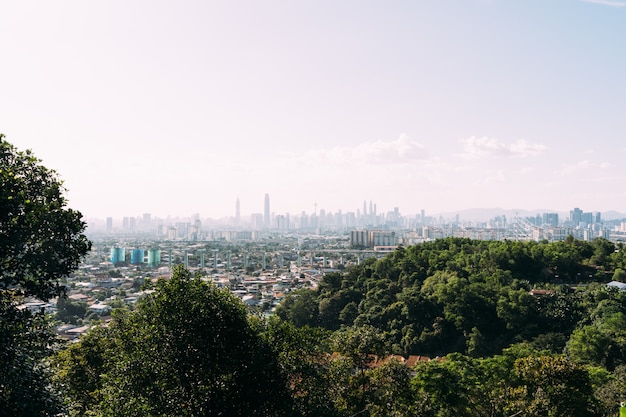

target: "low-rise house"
[607,281,626,291]
[242,294,259,306]
[88,302,112,315]
[529,289,555,296]
[66,325,90,339]
[56,324,78,339]
[68,293,90,302]
[406,355,433,367]
[17,300,55,313]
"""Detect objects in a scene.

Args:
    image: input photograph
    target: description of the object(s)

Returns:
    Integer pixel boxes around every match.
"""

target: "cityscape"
[24,194,620,342]
[88,193,626,244]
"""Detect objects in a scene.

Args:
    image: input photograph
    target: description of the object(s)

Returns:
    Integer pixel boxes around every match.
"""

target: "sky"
[1,0,625,220]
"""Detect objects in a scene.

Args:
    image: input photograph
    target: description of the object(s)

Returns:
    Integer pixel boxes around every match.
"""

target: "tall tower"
[264,193,270,228]
[235,198,241,224]
[570,207,583,225]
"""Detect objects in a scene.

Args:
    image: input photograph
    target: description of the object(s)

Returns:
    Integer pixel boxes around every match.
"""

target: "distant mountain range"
[434,208,626,223]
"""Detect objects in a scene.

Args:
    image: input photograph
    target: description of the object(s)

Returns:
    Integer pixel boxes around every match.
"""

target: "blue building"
[147,249,161,267]
[110,247,126,264]
[131,249,144,265]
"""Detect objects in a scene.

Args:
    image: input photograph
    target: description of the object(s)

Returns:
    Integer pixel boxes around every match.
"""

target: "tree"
[52,325,113,416]
[567,312,626,370]
[56,265,292,416]
[367,358,414,417]
[567,325,612,368]
[55,296,88,324]
[0,135,91,416]
[331,325,387,416]
[0,135,91,300]
[412,353,511,417]
[0,299,63,416]
[591,364,626,417]
[275,288,320,327]
[613,268,626,282]
[508,355,599,417]
[261,317,343,417]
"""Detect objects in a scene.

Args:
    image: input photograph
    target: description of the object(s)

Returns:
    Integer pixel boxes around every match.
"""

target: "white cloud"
[459,136,548,158]
[351,134,429,164]
[285,134,430,167]
[474,170,507,185]
[509,140,549,156]
[519,166,537,175]
[557,160,611,176]
[580,0,626,7]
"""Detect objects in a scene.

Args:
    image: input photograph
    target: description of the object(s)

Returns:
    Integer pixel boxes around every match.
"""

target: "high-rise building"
[235,198,241,224]
[252,213,264,229]
[543,213,559,227]
[110,247,126,264]
[264,193,270,228]
[147,249,161,267]
[131,249,144,265]
[277,214,289,230]
[570,208,583,225]
[142,213,151,231]
[350,230,396,248]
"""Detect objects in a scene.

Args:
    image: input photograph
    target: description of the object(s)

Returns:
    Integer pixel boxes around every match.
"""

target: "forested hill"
[276,237,626,359]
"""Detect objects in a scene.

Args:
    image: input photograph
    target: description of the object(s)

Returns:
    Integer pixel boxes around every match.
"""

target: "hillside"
[277,237,626,357]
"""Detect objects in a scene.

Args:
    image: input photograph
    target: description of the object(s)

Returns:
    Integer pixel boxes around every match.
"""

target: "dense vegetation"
[53,239,626,417]
[277,237,626,359]
[0,135,91,416]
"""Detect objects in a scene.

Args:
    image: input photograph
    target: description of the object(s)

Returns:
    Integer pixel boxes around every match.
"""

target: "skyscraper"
[264,193,270,228]
[570,207,583,225]
[235,198,240,224]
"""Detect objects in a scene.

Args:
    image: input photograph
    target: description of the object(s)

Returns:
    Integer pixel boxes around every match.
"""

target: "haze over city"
[2,1,625,220]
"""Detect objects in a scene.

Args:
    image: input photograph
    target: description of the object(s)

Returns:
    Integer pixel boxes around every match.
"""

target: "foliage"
[278,237,625,358]
[53,326,113,416]
[51,236,626,416]
[0,299,63,416]
[0,135,91,416]
[591,364,626,417]
[567,312,626,370]
[261,317,344,417]
[55,295,88,324]
[0,135,91,300]
[55,265,292,416]
[508,355,599,417]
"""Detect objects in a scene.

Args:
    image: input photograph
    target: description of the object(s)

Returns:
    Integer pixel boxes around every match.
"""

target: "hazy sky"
[2,0,625,220]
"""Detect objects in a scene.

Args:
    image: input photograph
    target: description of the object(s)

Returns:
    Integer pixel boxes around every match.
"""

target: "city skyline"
[94,195,626,225]
[2,1,626,220]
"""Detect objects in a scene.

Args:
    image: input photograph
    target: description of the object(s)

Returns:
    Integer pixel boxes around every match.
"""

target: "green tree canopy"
[56,265,292,416]
[1,135,91,300]
[0,135,91,416]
